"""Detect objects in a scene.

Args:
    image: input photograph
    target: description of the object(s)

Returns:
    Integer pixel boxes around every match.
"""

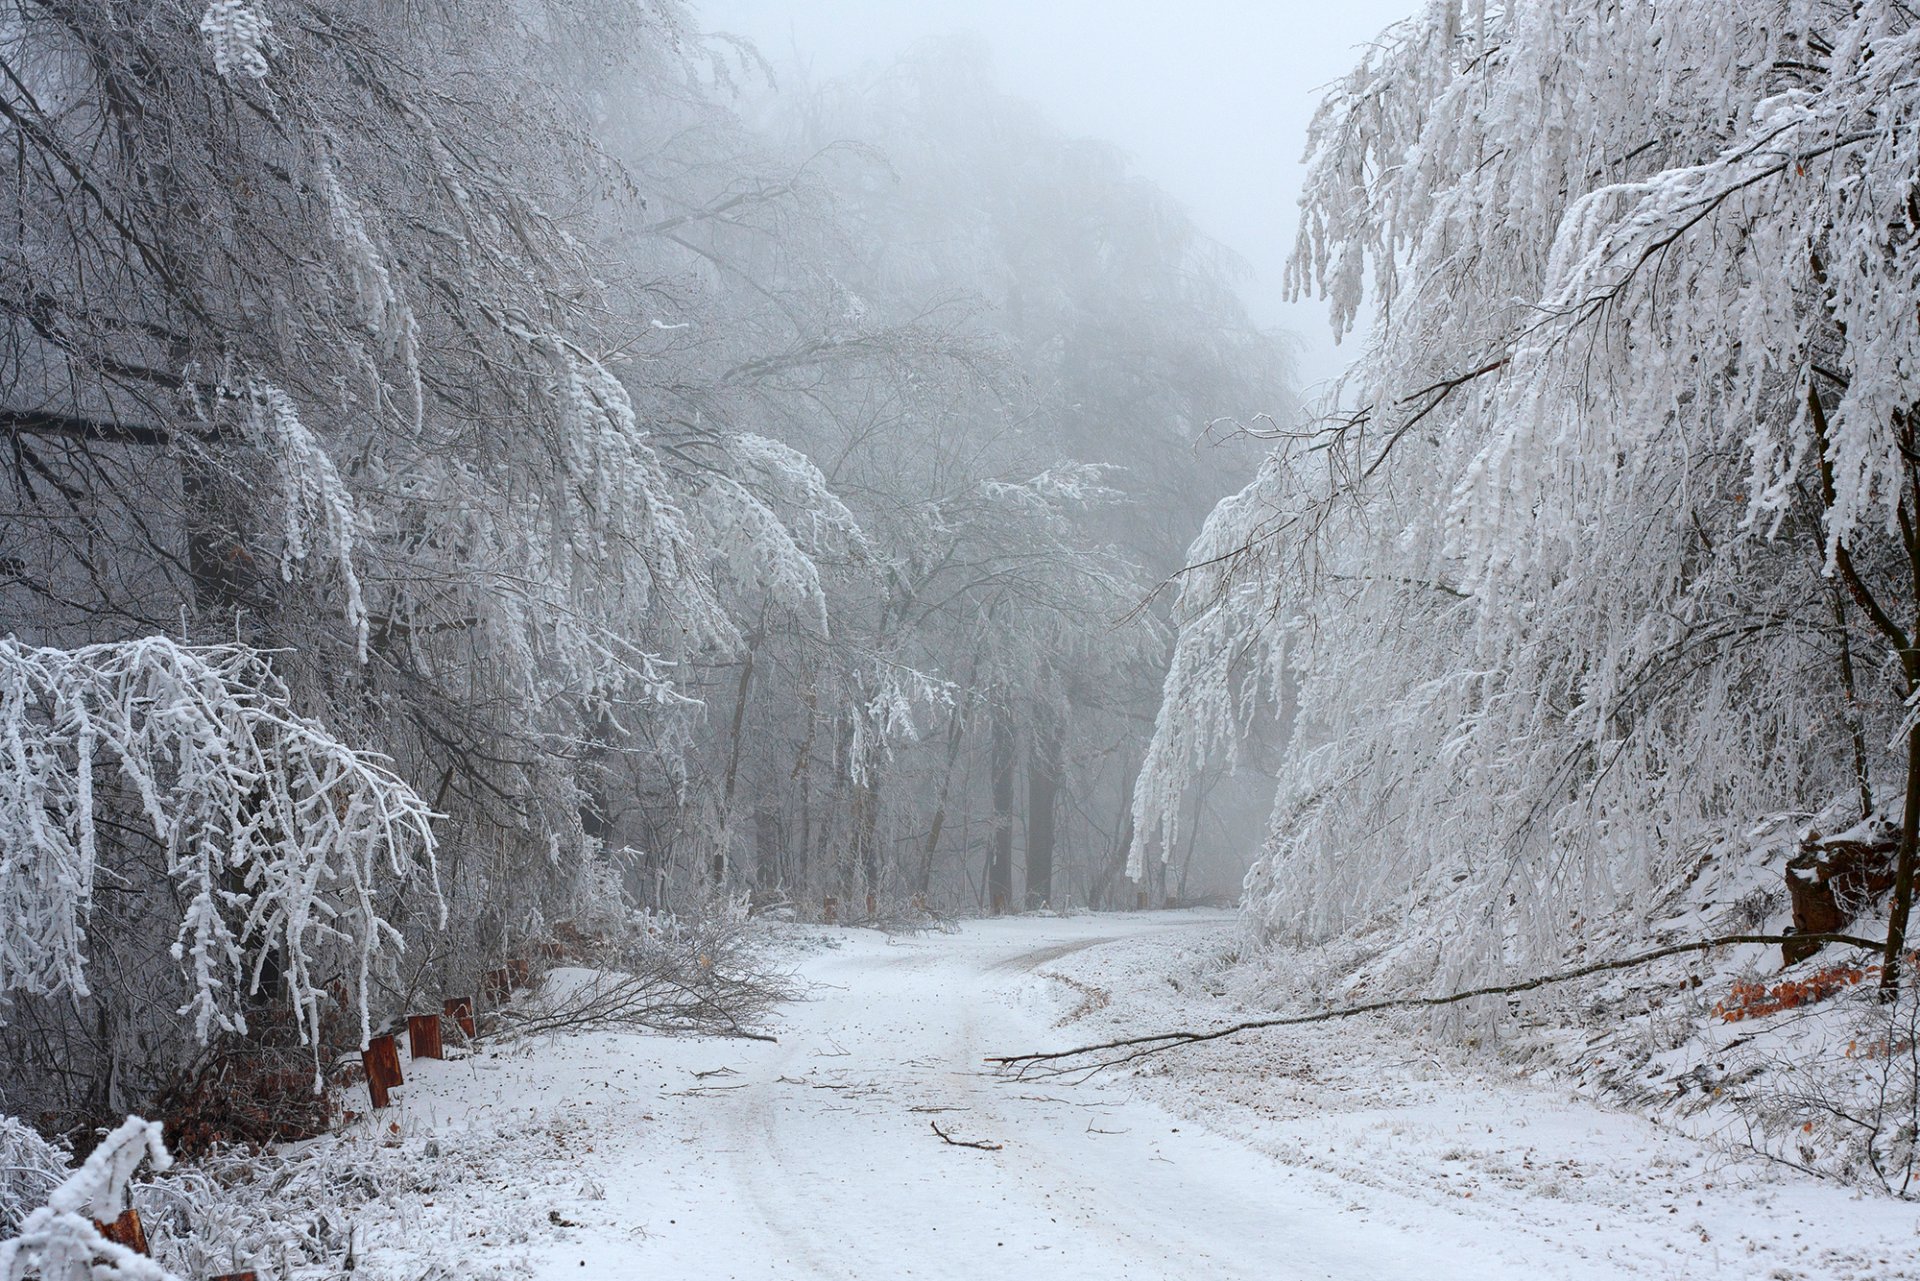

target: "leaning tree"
[1135,0,1920,993]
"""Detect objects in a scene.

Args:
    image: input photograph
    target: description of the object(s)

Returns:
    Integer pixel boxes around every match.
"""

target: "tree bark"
[1829,584,1875,822]
[1883,723,1920,994]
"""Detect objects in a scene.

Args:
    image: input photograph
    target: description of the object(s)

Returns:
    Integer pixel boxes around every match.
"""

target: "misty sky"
[701,0,1414,395]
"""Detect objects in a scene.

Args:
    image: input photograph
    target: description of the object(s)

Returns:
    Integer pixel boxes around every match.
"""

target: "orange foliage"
[1714,962,1881,1022]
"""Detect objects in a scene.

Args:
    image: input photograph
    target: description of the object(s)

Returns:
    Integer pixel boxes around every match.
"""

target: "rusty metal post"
[445,995,476,1038]
[823,895,837,923]
[865,892,877,918]
[361,1033,403,1108]
[94,1208,148,1254]
[407,1012,443,1060]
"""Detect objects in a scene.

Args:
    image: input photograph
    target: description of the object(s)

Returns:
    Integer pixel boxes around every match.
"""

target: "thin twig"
[930,1121,1002,1151]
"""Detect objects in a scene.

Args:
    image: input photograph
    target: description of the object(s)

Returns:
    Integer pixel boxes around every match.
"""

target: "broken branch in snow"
[988,931,1885,1076]
[929,1121,1002,1151]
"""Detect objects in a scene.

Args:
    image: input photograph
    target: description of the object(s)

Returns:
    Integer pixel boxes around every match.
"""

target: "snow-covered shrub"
[493,898,793,1042]
[0,1121,67,1237]
[0,1116,176,1281]
[1723,976,1920,1196]
[0,639,438,1137]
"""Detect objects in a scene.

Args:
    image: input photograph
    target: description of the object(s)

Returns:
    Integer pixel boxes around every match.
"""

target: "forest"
[7,1,1920,1278]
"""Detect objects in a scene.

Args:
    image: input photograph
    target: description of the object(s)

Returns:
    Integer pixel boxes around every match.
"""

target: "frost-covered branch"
[0,638,439,1056]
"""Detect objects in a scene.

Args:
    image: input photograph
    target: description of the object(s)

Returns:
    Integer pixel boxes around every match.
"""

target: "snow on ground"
[302,911,1915,1280]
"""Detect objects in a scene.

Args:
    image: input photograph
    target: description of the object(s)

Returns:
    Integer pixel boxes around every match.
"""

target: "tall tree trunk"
[1807,381,1919,995]
[1175,772,1215,904]
[754,803,780,893]
[1882,722,1920,995]
[1024,710,1061,909]
[920,650,982,895]
[1091,756,1136,909]
[988,700,1015,914]
[851,772,882,902]
[793,678,818,895]
[713,635,761,888]
[1882,410,1920,996]
[1829,585,1875,822]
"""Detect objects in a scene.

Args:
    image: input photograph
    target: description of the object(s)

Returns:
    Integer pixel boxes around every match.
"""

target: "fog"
[706,0,1412,394]
[2,0,1406,1143]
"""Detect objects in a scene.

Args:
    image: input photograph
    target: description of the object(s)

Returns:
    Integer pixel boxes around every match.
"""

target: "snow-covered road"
[375,912,1917,1280]
[591,911,1489,1281]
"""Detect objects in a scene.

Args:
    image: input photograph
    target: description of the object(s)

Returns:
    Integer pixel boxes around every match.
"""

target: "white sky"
[699,0,1414,395]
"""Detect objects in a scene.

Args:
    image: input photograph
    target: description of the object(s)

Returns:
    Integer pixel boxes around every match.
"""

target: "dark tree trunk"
[988,701,1015,914]
[1024,712,1061,909]
[715,643,757,887]
[851,773,882,900]
[754,804,780,892]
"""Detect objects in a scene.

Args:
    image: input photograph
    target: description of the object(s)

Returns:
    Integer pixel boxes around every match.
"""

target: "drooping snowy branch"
[0,638,439,1053]
[198,1,272,81]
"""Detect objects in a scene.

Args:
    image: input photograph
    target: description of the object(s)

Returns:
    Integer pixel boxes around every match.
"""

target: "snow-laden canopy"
[1137,0,1920,989]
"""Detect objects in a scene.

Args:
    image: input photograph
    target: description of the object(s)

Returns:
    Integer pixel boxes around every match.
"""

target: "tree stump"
[93,1208,148,1254]
[1787,828,1898,964]
[361,1033,404,1109]
[445,995,476,1038]
[407,1012,443,1060]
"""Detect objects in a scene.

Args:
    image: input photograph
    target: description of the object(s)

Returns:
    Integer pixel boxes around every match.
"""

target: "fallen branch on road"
[987,931,1884,1077]
[930,1121,1002,1150]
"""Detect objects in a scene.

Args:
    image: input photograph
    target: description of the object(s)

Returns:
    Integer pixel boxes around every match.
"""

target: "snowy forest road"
[513,914,1606,1280]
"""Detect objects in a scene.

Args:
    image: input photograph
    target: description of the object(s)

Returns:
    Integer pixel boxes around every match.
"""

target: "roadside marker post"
[361,1033,404,1108]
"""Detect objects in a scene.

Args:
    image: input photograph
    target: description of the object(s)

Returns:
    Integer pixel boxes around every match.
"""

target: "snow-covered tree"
[1139,0,1920,992]
[0,0,852,1128]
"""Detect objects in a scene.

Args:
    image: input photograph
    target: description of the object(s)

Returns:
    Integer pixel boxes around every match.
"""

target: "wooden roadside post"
[485,957,531,1003]
[407,1012,443,1060]
[361,1033,404,1109]
[209,1273,258,1281]
[445,995,476,1038]
[865,892,877,918]
[823,896,837,923]
[93,1208,148,1254]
